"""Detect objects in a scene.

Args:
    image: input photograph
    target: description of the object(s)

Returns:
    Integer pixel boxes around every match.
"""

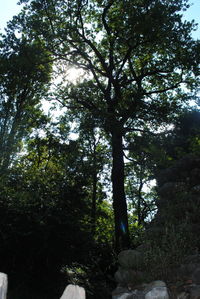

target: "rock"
[60,284,85,299]
[0,273,7,299]
[114,267,144,285]
[118,250,144,270]
[115,268,136,285]
[145,287,169,299]
[144,281,169,299]
[177,254,200,284]
[177,292,190,299]
[192,269,200,284]
[130,290,145,298]
[189,285,200,299]
[136,244,150,253]
[112,292,133,299]
[112,286,130,297]
[113,281,170,299]
[112,289,145,299]
[144,280,167,294]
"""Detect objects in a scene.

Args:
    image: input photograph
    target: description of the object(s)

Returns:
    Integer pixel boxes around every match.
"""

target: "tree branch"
[145,78,183,95]
[102,1,114,36]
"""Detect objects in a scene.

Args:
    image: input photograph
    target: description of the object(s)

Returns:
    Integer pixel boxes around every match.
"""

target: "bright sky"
[0,0,200,38]
[0,0,23,32]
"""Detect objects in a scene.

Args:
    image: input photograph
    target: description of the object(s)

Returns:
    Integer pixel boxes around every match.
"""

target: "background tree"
[51,111,113,240]
[124,131,159,227]
[75,115,110,236]
[0,28,52,173]
[0,130,95,298]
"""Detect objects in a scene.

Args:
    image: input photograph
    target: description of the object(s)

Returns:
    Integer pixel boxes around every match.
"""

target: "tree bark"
[111,126,130,252]
[91,159,97,236]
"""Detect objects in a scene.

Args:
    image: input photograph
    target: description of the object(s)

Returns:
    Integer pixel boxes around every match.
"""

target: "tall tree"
[55,110,111,238]
[124,132,157,226]
[75,114,109,235]
[18,0,199,250]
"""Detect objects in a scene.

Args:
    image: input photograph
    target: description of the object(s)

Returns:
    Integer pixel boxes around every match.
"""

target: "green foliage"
[0,27,52,172]
[61,250,116,299]
[94,200,114,243]
[18,0,200,129]
[0,125,114,297]
[0,163,91,297]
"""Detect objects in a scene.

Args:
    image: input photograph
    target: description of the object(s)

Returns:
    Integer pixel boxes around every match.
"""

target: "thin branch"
[141,68,174,78]
[124,128,160,136]
[144,71,184,95]
[116,47,132,80]
[54,97,99,111]
[145,80,183,95]
[102,1,114,36]
[123,152,138,163]
[128,57,140,84]
[102,1,116,93]
[75,16,109,74]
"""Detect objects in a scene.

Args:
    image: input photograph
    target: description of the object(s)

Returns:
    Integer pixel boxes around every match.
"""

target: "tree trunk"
[111,127,130,252]
[0,111,21,172]
[91,163,97,236]
[89,133,98,236]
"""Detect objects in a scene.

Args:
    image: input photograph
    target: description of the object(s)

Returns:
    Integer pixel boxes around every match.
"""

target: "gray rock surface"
[189,285,200,299]
[145,286,169,299]
[113,280,169,299]
[177,292,190,299]
[0,273,7,299]
[114,267,143,286]
[144,281,169,299]
[112,289,145,299]
[177,254,200,284]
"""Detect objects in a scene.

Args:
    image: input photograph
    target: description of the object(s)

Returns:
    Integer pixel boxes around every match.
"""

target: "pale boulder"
[145,281,169,299]
[60,284,86,299]
[0,273,8,299]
